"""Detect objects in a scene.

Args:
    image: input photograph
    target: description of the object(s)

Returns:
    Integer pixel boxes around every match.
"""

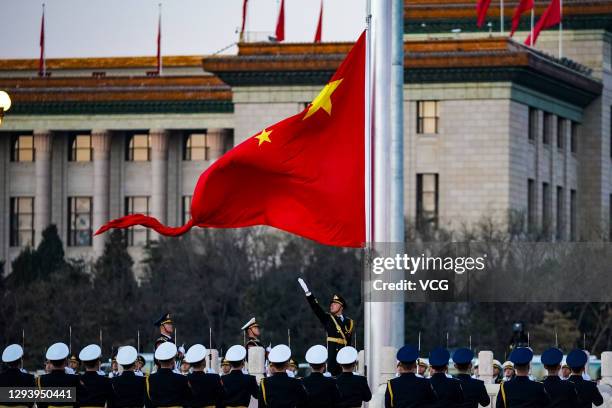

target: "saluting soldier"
[428,347,464,408]
[335,346,372,408]
[184,344,225,408]
[258,344,307,408]
[303,345,341,408]
[36,342,83,408]
[241,317,264,350]
[452,348,490,408]
[220,345,258,407]
[110,346,146,408]
[495,347,550,408]
[145,342,191,408]
[385,345,437,408]
[0,344,35,407]
[78,344,113,407]
[153,313,175,349]
[566,349,604,407]
[541,347,579,408]
[298,278,354,376]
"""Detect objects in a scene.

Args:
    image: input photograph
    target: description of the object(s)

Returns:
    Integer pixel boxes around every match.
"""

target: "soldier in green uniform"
[241,317,264,350]
[298,278,354,376]
[153,313,175,350]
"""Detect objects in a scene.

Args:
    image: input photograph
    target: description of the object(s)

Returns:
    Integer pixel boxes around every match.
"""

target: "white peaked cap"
[241,317,257,331]
[226,345,247,362]
[2,344,24,363]
[79,344,102,362]
[116,346,138,366]
[305,345,328,365]
[46,342,69,361]
[155,342,177,361]
[184,344,208,364]
[269,344,291,364]
[336,346,358,364]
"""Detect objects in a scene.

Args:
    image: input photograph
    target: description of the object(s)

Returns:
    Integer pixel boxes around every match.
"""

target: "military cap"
[305,345,328,365]
[429,347,450,366]
[69,354,79,363]
[396,345,419,363]
[79,344,102,362]
[331,294,347,309]
[561,359,569,369]
[241,317,259,331]
[502,361,514,369]
[566,349,588,369]
[269,344,292,364]
[221,358,230,367]
[136,355,145,364]
[184,344,207,364]
[493,359,503,369]
[46,342,70,361]
[116,346,138,366]
[2,344,24,363]
[336,346,358,365]
[155,342,177,361]
[226,345,247,362]
[452,348,474,365]
[541,347,563,366]
[509,347,533,365]
[153,312,173,327]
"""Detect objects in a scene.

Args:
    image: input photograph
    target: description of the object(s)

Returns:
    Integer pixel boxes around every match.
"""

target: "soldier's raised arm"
[298,278,327,324]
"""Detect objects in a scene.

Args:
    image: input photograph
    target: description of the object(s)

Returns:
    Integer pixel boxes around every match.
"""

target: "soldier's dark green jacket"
[258,372,308,408]
[567,375,604,407]
[306,293,354,376]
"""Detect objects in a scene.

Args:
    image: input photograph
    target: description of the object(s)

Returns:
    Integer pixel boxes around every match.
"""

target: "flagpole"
[157,3,163,76]
[530,7,534,47]
[559,0,563,58]
[390,0,405,350]
[40,3,46,77]
[500,0,504,35]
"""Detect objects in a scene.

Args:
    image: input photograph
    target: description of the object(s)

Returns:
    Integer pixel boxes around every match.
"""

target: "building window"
[182,195,192,224]
[556,186,564,240]
[183,133,209,161]
[543,182,551,235]
[68,197,92,246]
[557,118,565,150]
[416,101,439,134]
[9,197,34,247]
[416,173,438,229]
[571,121,578,154]
[10,135,35,162]
[543,113,552,145]
[527,179,536,232]
[126,133,151,161]
[570,189,577,241]
[69,134,92,162]
[124,196,150,245]
[528,107,537,141]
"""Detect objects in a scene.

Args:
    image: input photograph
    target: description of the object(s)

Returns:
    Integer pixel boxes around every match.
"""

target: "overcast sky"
[0,0,367,59]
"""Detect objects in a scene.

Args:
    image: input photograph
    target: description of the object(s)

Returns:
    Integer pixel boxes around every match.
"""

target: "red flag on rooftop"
[96,32,367,248]
[314,0,323,43]
[156,4,162,75]
[476,0,492,28]
[511,0,534,37]
[525,0,561,46]
[38,4,45,77]
[240,0,248,41]
[275,0,285,42]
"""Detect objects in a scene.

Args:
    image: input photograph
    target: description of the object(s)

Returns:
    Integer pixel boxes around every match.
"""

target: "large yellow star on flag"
[303,78,343,120]
[254,128,272,146]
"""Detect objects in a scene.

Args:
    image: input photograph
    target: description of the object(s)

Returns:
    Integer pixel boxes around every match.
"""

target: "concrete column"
[150,129,169,230]
[205,348,219,373]
[601,351,612,386]
[92,130,111,257]
[248,346,266,382]
[34,130,52,245]
[478,350,495,384]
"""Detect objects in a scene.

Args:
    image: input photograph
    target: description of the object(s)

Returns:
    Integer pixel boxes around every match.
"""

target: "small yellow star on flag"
[255,128,272,146]
[303,78,343,120]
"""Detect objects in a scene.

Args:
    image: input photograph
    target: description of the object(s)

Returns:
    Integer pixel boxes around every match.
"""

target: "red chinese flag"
[510,0,534,37]
[525,0,561,46]
[38,7,45,77]
[314,0,323,43]
[275,0,285,42]
[96,32,366,248]
[476,0,492,28]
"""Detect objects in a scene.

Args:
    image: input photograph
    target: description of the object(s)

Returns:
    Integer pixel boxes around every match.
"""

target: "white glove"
[298,278,310,295]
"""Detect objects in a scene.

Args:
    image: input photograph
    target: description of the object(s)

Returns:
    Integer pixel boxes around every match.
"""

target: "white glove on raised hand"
[298,278,310,295]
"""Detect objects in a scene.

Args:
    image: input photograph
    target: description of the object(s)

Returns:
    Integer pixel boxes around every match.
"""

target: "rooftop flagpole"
[559,0,563,58]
